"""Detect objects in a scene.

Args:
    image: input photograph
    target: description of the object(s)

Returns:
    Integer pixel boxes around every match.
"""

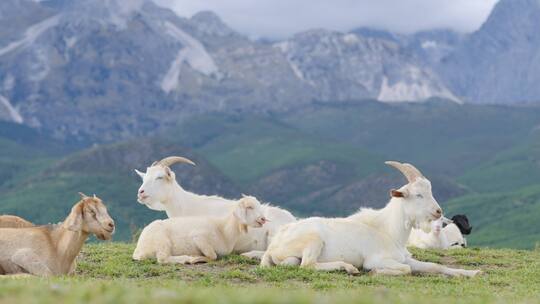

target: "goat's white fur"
[261,161,481,277]
[132,196,267,264]
[135,161,296,257]
[408,217,467,249]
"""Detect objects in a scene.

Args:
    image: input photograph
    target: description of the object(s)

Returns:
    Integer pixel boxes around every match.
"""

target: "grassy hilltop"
[1,243,539,304]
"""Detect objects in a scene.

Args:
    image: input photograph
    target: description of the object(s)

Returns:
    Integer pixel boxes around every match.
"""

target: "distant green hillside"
[457,132,540,193]
[0,122,60,188]
[445,185,540,249]
[1,101,540,247]
[170,116,383,185]
[283,100,540,176]
[444,132,540,249]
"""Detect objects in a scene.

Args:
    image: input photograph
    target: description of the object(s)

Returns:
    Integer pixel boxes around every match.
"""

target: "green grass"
[1,243,540,303]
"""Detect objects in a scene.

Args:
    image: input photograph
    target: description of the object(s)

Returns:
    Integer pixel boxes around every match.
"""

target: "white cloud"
[153,0,499,39]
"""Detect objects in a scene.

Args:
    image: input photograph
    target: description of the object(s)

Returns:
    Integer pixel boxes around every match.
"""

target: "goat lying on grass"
[261,161,481,277]
[133,195,267,264]
[0,193,115,276]
[408,216,469,249]
[135,156,296,258]
[0,215,34,228]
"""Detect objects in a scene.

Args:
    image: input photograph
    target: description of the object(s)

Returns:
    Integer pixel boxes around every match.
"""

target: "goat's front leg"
[11,248,54,276]
[0,273,35,279]
[155,240,211,265]
[240,250,266,260]
[364,258,411,276]
[186,234,218,264]
[307,261,360,274]
[159,255,209,264]
[405,257,481,277]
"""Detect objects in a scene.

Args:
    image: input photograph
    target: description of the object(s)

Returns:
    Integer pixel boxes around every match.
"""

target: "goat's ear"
[238,223,248,233]
[390,189,407,198]
[64,203,84,232]
[78,192,89,200]
[233,203,248,224]
[164,167,174,181]
[134,169,145,180]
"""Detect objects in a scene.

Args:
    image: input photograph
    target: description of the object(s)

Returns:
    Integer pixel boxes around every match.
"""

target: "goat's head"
[134,156,196,209]
[233,195,267,231]
[64,193,115,240]
[450,214,472,235]
[386,161,442,230]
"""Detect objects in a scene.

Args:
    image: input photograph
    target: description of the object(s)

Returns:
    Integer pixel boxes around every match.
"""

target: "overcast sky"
[154,0,499,39]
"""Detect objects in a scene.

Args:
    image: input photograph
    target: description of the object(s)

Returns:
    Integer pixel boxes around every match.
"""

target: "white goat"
[408,217,467,249]
[261,161,481,277]
[132,195,267,264]
[134,156,296,258]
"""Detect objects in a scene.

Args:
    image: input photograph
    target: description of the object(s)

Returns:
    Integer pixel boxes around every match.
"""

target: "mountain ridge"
[0,0,472,141]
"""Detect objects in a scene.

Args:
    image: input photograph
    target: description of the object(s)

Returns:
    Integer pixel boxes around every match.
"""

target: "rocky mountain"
[438,0,540,104]
[1,0,540,141]
[0,0,462,141]
[274,30,458,103]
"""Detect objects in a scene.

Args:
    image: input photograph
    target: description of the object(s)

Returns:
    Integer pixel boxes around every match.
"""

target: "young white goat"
[261,161,481,277]
[132,195,267,264]
[134,156,296,258]
[408,217,467,249]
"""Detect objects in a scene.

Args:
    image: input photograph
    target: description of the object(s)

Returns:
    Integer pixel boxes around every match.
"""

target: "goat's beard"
[409,218,432,233]
[418,221,432,233]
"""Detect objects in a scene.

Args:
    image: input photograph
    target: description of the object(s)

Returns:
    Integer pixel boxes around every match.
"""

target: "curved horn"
[385,161,424,183]
[154,156,196,167]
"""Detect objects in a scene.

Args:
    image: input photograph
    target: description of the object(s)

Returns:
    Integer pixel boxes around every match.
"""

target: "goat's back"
[0,215,34,228]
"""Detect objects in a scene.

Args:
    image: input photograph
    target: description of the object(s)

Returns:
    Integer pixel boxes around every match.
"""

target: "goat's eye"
[156,176,164,180]
[246,206,254,210]
[416,194,424,198]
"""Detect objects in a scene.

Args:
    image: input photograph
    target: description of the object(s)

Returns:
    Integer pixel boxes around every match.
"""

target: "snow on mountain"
[275,30,458,102]
[0,14,59,56]
[378,75,460,104]
[160,21,219,93]
[0,95,23,124]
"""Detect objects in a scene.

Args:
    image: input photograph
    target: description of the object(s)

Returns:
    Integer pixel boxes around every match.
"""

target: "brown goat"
[0,193,115,276]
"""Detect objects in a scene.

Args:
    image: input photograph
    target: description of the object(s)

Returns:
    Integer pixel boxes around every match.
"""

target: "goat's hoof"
[189,257,209,264]
[451,269,482,278]
[469,270,483,277]
[2,274,34,279]
[344,265,360,275]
